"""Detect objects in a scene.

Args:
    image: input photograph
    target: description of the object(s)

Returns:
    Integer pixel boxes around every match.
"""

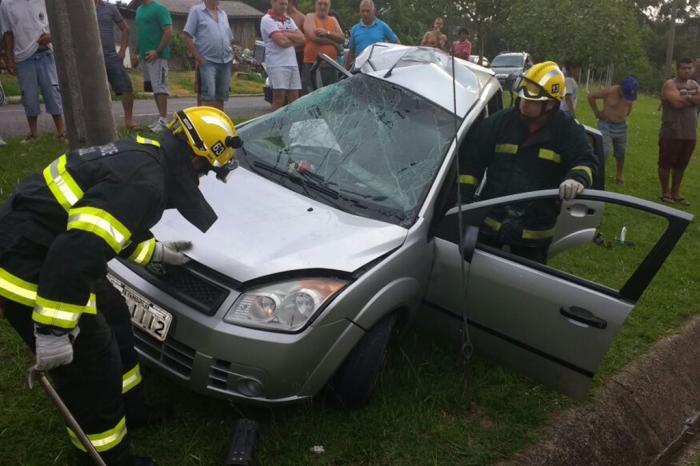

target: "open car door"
[309,52,352,91]
[425,189,692,398]
[548,125,605,256]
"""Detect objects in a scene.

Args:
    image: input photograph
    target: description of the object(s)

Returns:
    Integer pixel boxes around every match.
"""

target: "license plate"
[107,275,173,341]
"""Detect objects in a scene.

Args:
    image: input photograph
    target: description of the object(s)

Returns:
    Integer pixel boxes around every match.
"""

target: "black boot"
[124,386,173,431]
[125,399,174,431]
[77,450,156,466]
[131,456,157,466]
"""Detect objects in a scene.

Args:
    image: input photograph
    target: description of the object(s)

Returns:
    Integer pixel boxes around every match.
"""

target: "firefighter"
[458,61,598,263]
[0,106,241,465]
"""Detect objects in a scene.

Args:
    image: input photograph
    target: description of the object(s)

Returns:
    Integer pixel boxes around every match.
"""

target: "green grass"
[1,70,264,100]
[0,90,698,465]
[1,72,20,97]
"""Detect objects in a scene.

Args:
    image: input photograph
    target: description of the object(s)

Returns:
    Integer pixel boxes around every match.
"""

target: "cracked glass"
[237,75,457,226]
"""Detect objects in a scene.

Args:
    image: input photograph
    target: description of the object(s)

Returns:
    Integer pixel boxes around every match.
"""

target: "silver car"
[491,51,534,89]
[107,44,692,407]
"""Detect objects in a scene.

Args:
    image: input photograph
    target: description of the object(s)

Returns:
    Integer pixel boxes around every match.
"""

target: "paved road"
[0,96,270,138]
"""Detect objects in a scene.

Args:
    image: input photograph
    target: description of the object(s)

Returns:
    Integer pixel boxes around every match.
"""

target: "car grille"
[209,358,233,392]
[133,327,196,378]
[120,259,235,316]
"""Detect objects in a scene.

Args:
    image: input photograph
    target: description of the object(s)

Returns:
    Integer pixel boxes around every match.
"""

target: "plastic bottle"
[620,226,627,242]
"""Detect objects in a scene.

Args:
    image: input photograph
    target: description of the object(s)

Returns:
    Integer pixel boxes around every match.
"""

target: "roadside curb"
[512,315,700,465]
[2,94,264,104]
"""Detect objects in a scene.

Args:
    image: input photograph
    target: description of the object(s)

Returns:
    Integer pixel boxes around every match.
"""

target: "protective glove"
[559,179,584,201]
[33,325,80,371]
[151,241,192,266]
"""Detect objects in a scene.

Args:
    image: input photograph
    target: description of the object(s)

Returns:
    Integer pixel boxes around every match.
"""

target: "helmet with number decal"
[515,61,566,102]
[167,106,241,166]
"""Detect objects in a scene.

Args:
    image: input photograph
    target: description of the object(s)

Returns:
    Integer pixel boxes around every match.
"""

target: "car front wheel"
[324,312,398,409]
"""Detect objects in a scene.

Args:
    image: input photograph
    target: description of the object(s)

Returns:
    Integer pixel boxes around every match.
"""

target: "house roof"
[123,0,263,19]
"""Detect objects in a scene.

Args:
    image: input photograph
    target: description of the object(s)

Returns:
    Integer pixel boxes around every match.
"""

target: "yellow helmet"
[167,106,241,166]
[516,61,566,102]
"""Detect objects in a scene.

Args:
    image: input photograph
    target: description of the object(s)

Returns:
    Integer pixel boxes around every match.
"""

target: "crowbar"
[28,369,107,466]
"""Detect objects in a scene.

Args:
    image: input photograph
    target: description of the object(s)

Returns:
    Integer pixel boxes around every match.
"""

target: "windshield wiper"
[252,161,403,223]
[252,160,348,208]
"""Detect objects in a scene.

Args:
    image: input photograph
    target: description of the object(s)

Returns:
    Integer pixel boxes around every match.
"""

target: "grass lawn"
[0,70,264,100]
[0,89,698,465]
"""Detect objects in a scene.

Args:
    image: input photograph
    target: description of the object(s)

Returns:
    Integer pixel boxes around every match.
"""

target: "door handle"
[560,306,607,329]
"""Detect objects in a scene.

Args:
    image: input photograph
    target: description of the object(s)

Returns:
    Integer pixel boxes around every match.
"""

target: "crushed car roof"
[354,43,496,119]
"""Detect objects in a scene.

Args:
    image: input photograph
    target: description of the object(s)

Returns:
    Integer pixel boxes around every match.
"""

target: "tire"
[325,313,398,409]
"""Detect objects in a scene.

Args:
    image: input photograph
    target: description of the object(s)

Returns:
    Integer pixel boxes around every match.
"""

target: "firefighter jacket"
[0,133,215,331]
[457,107,598,247]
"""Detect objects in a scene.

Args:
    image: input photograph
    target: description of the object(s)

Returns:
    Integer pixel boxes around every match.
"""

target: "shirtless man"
[421,17,446,50]
[587,77,639,184]
[288,0,306,93]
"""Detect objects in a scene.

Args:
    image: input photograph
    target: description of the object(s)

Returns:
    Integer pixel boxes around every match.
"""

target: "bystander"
[302,0,343,92]
[450,27,471,60]
[346,0,398,69]
[0,0,65,142]
[261,0,305,110]
[587,77,638,185]
[95,0,136,129]
[657,58,700,206]
[420,17,446,50]
[135,0,172,132]
[182,0,234,111]
[560,62,580,119]
[288,0,306,93]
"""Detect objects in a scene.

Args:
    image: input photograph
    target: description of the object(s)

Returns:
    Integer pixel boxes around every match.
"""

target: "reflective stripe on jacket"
[458,107,598,245]
[0,137,166,328]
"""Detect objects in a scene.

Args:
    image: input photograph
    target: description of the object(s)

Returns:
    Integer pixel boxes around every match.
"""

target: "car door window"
[435,191,691,300]
[471,198,670,293]
[427,190,691,396]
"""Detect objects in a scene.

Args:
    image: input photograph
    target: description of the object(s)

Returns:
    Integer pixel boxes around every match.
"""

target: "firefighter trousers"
[4,276,142,465]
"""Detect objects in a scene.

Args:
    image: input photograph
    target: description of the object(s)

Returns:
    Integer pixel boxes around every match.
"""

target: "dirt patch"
[512,315,700,466]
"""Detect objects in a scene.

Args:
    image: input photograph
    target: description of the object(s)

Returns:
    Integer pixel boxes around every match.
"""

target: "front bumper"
[108,260,364,405]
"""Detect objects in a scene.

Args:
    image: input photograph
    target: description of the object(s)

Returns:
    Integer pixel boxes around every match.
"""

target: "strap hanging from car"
[450,48,474,381]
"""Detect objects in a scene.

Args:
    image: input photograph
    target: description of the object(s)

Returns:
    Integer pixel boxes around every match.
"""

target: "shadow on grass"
[129,323,569,465]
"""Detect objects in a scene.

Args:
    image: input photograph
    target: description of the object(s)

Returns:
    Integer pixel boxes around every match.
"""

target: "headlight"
[224,278,348,331]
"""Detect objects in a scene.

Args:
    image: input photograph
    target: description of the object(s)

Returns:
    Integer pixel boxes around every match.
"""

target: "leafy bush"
[169,31,193,71]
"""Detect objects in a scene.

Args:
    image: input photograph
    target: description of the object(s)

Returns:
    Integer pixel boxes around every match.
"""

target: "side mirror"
[460,225,480,263]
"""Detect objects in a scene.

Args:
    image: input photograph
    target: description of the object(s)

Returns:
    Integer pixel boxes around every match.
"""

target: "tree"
[46,0,115,148]
[415,0,512,57]
[507,0,654,89]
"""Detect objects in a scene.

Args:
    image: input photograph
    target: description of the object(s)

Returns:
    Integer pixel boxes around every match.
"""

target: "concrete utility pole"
[664,0,680,77]
[46,0,115,149]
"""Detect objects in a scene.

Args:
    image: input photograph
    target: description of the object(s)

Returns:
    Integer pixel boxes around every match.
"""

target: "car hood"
[150,168,409,282]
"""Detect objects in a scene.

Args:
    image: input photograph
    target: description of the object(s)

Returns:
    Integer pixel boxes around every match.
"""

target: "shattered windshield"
[237,75,456,226]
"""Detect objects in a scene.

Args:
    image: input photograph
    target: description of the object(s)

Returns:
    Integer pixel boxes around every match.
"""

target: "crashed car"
[107,44,693,407]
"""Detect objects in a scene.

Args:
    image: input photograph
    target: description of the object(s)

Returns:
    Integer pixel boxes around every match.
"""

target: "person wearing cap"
[458,61,598,264]
[587,76,639,185]
[657,57,700,206]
